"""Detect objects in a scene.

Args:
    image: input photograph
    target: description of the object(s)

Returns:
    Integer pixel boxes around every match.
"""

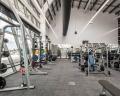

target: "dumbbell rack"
[0,27,17,73]
[3,43,17,72]
[0,0,35,91]
[30,33,48,75]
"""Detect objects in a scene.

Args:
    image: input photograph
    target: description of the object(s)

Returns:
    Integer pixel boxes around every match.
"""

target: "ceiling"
[46,0,120,23]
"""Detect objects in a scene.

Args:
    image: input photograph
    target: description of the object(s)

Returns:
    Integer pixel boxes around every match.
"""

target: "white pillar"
[40,14,47,63]
[41,15,46,49]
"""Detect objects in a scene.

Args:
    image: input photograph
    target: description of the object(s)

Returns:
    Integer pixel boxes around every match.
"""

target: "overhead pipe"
[62,0,72,36]
[79,0,110,35]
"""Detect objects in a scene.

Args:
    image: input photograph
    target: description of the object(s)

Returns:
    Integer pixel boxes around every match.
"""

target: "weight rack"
[0,0,35,91]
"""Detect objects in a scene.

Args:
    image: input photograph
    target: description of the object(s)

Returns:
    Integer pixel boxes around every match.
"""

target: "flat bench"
[98,80,120,96]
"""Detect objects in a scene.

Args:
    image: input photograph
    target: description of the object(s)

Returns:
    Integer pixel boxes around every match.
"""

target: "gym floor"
[1,59,120,96]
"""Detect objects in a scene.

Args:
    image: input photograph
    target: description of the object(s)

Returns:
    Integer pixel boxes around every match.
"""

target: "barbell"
[0,63,21,74]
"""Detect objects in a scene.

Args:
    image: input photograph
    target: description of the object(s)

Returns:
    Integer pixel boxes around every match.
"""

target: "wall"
[47,8,118,48]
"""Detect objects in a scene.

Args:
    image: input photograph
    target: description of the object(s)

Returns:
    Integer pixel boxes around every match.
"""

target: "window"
[26,9,31,20]
[33,17,35,24]
[18,1,25,14]
[10,0,15,5]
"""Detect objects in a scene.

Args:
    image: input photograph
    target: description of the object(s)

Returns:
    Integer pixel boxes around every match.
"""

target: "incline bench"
[98,80,120,96]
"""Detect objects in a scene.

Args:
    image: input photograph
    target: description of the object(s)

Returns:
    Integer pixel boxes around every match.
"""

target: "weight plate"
[34,49,39,54]
[0,63,7,74]
[2,51,10,57]
[0,77,6,89]
[32,55,38,61]
[3,38,9,43]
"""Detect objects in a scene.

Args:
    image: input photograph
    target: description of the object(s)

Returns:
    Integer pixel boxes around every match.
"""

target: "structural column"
[40,14,47,64]
[41,15,46,49]
[118,18,120,45]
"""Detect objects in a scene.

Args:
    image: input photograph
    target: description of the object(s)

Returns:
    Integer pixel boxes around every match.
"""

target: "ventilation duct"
[62,0,72,36]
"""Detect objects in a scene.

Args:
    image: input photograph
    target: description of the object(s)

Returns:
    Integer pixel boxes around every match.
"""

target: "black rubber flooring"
[0,59,120,96]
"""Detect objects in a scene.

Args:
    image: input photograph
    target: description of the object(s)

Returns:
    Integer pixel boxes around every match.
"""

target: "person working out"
[88,51,95,71]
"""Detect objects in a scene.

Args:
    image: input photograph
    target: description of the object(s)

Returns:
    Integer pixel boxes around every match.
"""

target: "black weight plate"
[0,63,7,74]
[0,77,6,89]
[2,51,10,57]
[3,38,9,43]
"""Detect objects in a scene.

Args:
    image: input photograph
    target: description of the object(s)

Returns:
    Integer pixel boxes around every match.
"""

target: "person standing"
[57,49,61,58]
[88,51,95,71]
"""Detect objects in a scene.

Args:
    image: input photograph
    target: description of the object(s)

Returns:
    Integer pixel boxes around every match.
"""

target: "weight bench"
[98,80,120,96]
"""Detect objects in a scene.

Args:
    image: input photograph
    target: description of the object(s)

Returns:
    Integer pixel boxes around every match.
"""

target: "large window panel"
[26,9,32,20]
[4,33,20,63]
[10,0,15,5]
[18,1,25,14]
[32,16,36,24]
[0,13,8,20]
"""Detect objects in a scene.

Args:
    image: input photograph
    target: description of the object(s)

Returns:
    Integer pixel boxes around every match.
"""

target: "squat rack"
[0,0,35,91]
[83,43,110,76]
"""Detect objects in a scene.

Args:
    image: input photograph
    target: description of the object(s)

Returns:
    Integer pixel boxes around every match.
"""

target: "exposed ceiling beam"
[84,0,90,9]
[84,0,92,12]
[55,0,59,11]
[72,0,75,8]
[79,0,110,35]
[115,10,120,15]
[97,0,106,11]
[90,0,98,11]
[51,3,56,15]
[103,0,116,13]
[46,16,50,22]
[43,0,47,4]
[46,23,49,29]
[78,0,82,9]
[81,1,114,7]
[48,9,53,20]
[58,0,61,7]
[109,3,120,14]
[46,0,55,20]
[42,0,54,13]
[36,0,42,8]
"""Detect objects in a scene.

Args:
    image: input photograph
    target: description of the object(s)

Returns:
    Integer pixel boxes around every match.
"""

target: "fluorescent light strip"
[96,27,120,39]
[79,0,110,35]
[114,15,120,20]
